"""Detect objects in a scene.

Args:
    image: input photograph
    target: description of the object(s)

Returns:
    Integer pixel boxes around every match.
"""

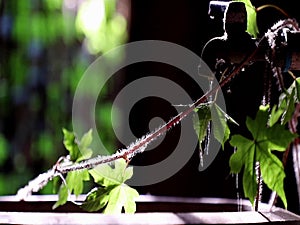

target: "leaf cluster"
[229,78,300,208]
[53,129,139,213]
[193,102,238,152]
[82,159,139,214]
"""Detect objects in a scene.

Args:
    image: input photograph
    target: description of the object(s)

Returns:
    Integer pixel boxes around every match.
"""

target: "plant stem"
[58,44,262,174]
[16,33,263,200]
[17,18,298,199]
[256,4,290,18]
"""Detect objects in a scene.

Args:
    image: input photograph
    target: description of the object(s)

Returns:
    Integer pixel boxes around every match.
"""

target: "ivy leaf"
[81,187,111,212]
[82,158,139,214]
[193,103,237,151]
[193,104,211,151]
[53,129,93,209]
[103,184,139,214]
[77,129,93,161]
[52,182,69,209]
[53,169,90,209]
[269,102,286,127]
[229,105,297,208]
[89,158,133,186]
[211,104,237,149]
[278,78,300,125]
[62,128,80,162]
[62,128,93,162]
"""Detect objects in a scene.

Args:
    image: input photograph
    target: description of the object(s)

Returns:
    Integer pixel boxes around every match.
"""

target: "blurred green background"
[0,0,128,195]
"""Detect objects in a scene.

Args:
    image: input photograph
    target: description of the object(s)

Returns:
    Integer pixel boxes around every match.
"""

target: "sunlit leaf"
[83,158,139,214]
[89,158,133,186]
[53,169,90,210]
[229,105,297,208]
[104,185,139,214]
[52,182,68,209]
[53,129,93,209]
[62,128,93,162]
[269,102,286,127]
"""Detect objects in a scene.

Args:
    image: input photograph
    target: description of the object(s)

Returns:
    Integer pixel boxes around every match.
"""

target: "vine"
[15,3,300,214]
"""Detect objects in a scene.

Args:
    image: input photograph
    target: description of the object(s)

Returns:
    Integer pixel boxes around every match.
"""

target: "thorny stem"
[16,41,261,200]
[16,19,298,200]
[56,41,262,173]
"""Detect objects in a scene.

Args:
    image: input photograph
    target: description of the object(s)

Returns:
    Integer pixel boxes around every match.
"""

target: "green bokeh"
[0,0,127,195]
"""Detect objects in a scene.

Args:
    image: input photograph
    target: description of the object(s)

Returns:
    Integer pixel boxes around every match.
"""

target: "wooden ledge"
[0,195,300,224]
[1,210,300,225]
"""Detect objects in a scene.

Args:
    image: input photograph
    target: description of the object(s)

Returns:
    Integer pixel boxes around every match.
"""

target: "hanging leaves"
[193,102,238,151]
[193,103,211,152]
[82,158,139,214]
[229,105,297,208]
[211,103,237,149]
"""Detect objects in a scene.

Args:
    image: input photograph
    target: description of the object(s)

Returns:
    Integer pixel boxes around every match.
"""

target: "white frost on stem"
[16,168,59,200]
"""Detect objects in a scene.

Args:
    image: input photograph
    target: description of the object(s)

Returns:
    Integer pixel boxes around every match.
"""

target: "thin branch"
[256,4,290,18]
[16,43,260,200]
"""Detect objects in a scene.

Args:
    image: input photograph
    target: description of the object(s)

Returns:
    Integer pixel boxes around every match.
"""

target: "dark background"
[127,0,300,214]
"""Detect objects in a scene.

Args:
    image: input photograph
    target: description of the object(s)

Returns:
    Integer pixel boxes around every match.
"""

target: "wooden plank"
[260,208,300,222]
[177,212,268,224]
[1,211,300,225]
[1,195,300,224]
[0,212,184,225]
[0,195,258,213]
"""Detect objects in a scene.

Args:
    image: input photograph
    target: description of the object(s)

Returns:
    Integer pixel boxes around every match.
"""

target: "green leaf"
[52,182,68,209]
[243,164,257,204]
[193,104,211,151]
[269,102,286,127]
[229,135,252,173]
[277,78,300,125]
[89,158,133,186]
[211,104,233,149]
[229,105,297,208]
[104,184,139,214]
[53,129,93,209]
[281,89,296,125]
[62,128,93,162]
[296,78,300,101]
[77,129,93,161]
[53,169,90,209]
[193,103,237,151]
[81,187,111,212]
[83,158,139,214]
[235,0,259,38]
[62,128,80,162]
